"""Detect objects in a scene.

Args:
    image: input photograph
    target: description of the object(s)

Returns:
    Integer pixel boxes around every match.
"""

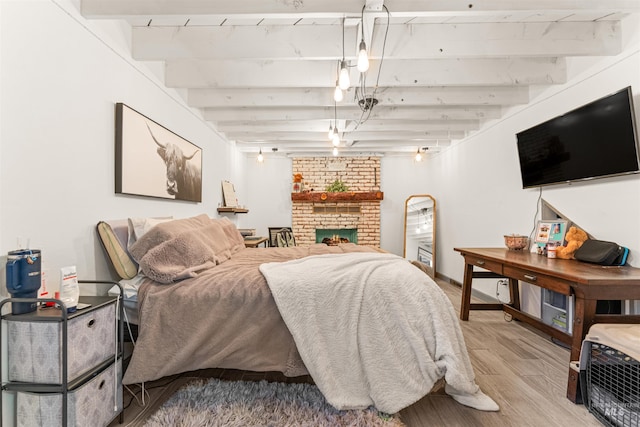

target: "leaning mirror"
[403,195,436,278]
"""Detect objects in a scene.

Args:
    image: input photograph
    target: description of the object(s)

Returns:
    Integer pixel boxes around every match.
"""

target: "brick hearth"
[291,157,381,247]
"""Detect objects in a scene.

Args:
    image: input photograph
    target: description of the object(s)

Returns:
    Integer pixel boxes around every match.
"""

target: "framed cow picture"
[115,103,202,202]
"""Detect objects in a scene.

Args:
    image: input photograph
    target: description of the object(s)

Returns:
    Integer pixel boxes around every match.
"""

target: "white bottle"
[59,266,79,313]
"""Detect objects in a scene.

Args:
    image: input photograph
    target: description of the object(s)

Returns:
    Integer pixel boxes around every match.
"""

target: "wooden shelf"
[217,207,249,214]
[291,191,384,203]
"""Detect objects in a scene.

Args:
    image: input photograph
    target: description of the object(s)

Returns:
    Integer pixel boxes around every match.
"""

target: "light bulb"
[416,225,421,233]
[257,148,264,163]
[328,123,333,140]
[333,84,343,102]
[332,147,339,156]
[332,132,340,146]
[415,151,422,162]
[357,40,369,72]
[338,61,350,90]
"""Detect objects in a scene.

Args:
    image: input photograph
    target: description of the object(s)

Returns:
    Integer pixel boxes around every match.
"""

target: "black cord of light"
[334,99,338,139]
[353,4,391,130]
[342,16,346,62]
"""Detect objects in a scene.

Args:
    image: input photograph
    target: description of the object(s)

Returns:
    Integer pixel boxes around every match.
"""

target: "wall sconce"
[257,147,264,163]
[415,147,428,162]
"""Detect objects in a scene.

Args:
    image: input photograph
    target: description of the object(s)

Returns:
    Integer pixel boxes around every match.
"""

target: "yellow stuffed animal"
[555,226,588,260]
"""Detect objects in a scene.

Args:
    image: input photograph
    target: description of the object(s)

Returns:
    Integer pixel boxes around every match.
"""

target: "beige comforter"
[123,243,379,385]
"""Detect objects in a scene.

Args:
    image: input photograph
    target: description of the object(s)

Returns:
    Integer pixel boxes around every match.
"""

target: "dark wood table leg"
[460,262,474,321]
[567,296,597,403]
[508,278,520,310]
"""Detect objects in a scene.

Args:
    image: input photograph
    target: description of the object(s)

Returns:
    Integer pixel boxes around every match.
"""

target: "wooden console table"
[454,247,640,403]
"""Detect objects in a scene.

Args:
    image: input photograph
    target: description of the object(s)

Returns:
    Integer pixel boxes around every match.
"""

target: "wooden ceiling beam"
[81,0,640,18]
[132,21,620,60]
[166,57,566,88]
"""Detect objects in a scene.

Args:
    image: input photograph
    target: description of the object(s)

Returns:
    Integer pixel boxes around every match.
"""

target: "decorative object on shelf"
[555,226,588,260]
[504,234,529,251]
[292,173,304,193]
[320,193,328,201]
[221,180,239,207]
[326,179,349,192]
[115,103,202,202]
[533,220,568,254]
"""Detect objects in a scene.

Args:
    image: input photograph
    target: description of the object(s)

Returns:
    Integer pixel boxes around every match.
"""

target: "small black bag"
[574,239,628,266]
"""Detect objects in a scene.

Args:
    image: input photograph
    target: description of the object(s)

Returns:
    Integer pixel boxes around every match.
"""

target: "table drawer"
[466,256,503,275]
[504,266,571,294]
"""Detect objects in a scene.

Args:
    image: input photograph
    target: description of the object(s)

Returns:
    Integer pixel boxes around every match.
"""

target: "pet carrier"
[579,324,640,427]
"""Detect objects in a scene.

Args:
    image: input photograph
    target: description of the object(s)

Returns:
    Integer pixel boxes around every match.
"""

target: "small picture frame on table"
[532,220,568,255]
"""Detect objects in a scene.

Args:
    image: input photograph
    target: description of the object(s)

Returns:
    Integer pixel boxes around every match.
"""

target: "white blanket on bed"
[260,252,498,414]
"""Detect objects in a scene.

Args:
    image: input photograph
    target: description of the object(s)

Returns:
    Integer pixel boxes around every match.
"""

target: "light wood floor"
[109,279,601,427]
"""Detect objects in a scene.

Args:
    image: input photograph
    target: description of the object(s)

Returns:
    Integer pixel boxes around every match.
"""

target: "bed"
[97,214,498,414]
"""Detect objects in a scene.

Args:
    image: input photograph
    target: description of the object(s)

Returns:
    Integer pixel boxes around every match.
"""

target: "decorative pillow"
[127,214,251,283]
[127,216,173,249]
[96,221,138,280]
[217,217,246,255]
[129,214,233,283]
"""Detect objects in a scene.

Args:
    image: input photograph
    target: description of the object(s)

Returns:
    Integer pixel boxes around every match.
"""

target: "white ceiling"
[80,0,640,156]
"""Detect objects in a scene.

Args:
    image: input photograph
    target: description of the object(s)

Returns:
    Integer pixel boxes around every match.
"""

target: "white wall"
[241,153,294,238]
[429,15,640,298]
[1,0,237,292]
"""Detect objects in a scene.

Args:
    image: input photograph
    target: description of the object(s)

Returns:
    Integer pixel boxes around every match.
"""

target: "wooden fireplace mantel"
[291,191,384,203]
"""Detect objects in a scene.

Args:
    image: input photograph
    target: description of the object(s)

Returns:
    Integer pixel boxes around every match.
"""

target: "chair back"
[275,228,296,247]
[269,227,296,247]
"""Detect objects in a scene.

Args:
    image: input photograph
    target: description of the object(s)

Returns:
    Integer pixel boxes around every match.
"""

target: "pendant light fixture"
[332,101,340,147]
[333,80,344,102]
[337,18,350,91]
[415,148,423,162]
[257,147,264,163]
[357,40,369,72]
[338,61,350,90]
[357,9,369,73]
[328,123,334,140]
[333,146,339,156]
[332,130,341,147]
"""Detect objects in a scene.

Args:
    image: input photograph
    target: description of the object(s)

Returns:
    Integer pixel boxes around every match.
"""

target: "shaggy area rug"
[144,378,405,427]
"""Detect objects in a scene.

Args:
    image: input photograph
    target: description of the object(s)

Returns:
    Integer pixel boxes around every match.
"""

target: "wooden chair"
[268,227,296,247]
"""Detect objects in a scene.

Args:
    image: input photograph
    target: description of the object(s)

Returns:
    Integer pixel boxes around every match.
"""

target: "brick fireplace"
[291,156,382,247]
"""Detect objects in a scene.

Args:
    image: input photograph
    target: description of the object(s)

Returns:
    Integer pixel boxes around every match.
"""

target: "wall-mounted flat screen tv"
[516,86,639,189]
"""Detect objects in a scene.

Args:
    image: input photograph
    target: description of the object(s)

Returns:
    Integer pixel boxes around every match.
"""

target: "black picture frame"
[115,103,202,202]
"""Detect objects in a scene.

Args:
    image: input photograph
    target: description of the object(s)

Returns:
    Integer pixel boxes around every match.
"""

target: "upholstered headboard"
[97,220,139,280]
